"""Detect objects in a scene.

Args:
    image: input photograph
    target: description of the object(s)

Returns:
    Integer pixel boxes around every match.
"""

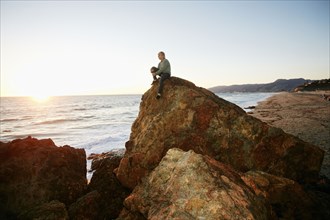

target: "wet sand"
[251,91,330,179]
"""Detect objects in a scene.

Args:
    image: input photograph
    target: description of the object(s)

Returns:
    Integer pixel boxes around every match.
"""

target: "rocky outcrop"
[119,148,274,220]
[119,148,329,219]
[115,77,324,189]
[0,136,87,218]
[77,149,130,219]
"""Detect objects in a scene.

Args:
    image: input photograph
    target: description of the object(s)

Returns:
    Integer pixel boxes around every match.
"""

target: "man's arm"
[156,59,170,75]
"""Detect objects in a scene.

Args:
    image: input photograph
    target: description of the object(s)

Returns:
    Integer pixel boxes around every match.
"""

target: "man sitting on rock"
[151,51,171,99]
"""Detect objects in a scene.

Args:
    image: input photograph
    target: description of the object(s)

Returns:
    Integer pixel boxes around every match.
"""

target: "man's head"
[158,51,165,61]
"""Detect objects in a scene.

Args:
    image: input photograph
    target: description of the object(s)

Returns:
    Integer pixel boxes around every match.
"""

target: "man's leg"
[152,73,157,80]
[157,73,170,98]
[151,75,157,85]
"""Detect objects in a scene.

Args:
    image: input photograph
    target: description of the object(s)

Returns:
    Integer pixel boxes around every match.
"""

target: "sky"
[1,0,329,97]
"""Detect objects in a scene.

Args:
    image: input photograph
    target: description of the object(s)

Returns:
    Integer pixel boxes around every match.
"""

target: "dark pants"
[158,73,171,94]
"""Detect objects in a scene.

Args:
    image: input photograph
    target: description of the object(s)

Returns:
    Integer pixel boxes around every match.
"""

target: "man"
[152,51,171,99]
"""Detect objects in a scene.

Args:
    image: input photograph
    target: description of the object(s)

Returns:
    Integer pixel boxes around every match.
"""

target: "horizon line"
[0,93,144,98]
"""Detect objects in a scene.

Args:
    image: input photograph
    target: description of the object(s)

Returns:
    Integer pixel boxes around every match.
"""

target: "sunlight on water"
[30,95,51,103]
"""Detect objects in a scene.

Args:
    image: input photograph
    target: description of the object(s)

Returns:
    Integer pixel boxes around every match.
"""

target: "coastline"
[251,91,330,178]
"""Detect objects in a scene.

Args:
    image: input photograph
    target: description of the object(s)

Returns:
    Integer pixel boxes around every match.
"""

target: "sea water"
[0,92,275,156]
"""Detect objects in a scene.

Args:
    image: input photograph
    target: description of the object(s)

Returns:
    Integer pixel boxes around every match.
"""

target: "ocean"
[0,92,276,157]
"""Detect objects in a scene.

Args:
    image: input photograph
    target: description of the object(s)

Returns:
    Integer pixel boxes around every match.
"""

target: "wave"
[0,118,19,122]
[100,105,113,109]
[82,115,95,119]
[1,116,34,122]
[34,118,80,125]
[81,136,123,150]
[72,122,117,130]
[72,105,113,112]
[0,132,63,143]
[74,108,88,111]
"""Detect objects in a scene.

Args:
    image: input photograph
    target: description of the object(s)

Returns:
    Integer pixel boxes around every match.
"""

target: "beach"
[251,91,330,179]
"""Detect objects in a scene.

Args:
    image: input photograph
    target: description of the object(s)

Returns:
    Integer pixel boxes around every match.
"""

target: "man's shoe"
[156,93,161,99]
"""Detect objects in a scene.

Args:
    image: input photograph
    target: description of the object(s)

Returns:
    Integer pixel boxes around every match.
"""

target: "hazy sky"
[1,0,329,97]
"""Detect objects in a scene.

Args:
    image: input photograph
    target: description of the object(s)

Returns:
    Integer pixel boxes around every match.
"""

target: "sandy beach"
[251,91,330,179]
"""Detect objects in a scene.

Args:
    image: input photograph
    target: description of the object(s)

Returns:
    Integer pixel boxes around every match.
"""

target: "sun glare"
[31,94,51,102]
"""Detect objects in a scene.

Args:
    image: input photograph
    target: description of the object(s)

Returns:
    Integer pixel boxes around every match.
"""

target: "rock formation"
[1,77,328,219]
[0,136,86,218]
[119,148,274,219]
[76,149,130,219]
[119,148,329,219]
[115,77,324,189]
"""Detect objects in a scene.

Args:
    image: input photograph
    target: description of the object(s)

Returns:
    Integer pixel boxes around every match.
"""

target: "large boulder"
[0,136,87,218]
[119,148,273,219]
[115,77,324,189]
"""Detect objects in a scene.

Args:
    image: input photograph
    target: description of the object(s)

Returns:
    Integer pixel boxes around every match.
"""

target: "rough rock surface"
[0,136,87,218]
[242,171,330,219]
[115,77,324,189]
[18,200,68,220]
[68,191,101,220]
[119,148,273,220]
[84,149,130,219]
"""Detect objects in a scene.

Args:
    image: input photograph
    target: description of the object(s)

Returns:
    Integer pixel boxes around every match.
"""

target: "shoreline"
[250,91,330,179]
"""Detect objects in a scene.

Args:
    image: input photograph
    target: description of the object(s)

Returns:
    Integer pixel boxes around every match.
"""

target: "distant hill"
[294,79,330,92]
[208,78,311,93]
